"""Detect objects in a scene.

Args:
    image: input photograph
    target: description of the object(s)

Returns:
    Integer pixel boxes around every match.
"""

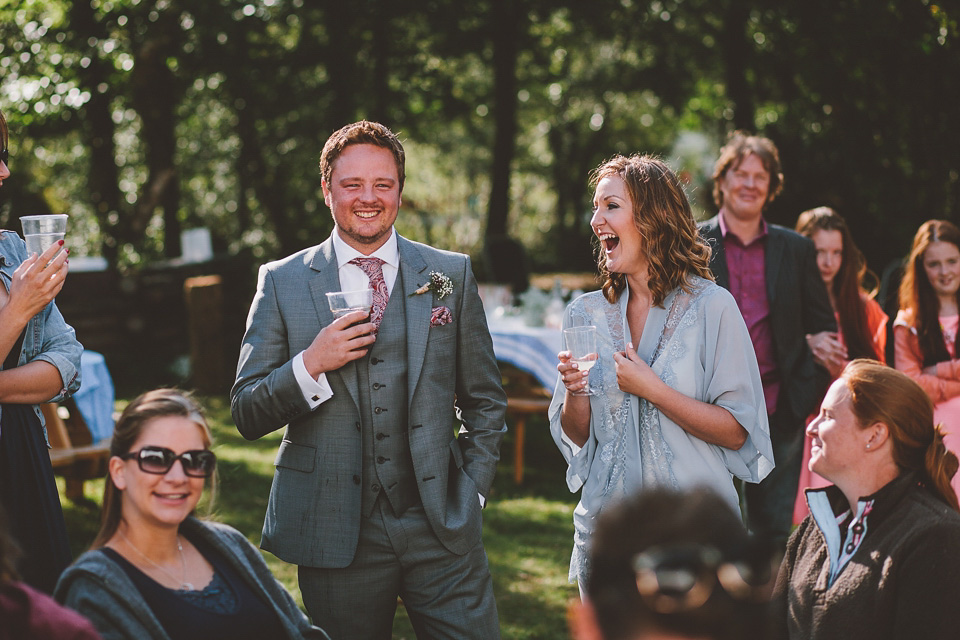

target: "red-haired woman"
[774,360,960,639]
[894,219,960,500]
[792,208,887,524]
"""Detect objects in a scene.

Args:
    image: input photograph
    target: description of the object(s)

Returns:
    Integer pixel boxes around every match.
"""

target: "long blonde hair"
[592,154,713,306]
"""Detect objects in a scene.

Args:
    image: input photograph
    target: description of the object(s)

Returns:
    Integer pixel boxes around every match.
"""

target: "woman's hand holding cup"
[558,350,590,395]
[7,240,69,323]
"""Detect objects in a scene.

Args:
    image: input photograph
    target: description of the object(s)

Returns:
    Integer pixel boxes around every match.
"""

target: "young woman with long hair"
[894,219,960,500]
[54,389,329,640]
[550,154,773,594]
[792,207,887,523]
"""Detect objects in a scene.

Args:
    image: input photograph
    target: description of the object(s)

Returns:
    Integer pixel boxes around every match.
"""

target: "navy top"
[101,529,285,640]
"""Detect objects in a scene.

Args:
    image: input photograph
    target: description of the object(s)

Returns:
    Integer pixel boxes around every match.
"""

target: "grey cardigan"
[53,518,330,640]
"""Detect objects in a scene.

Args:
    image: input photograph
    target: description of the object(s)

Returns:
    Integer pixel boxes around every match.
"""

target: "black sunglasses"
[120,446,217,478]
[632,543,775,613]
[1,148,8,166]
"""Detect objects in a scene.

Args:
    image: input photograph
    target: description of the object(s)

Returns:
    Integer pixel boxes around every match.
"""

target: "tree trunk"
[485,0,519,241]
[69,0,124,265]
[131,10,184,259]
[721,1,754,131]
[483,0,527,289]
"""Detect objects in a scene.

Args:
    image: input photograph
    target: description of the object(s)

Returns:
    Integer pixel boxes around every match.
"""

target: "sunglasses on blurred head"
[631,542,775,613]
[120,446,216,478]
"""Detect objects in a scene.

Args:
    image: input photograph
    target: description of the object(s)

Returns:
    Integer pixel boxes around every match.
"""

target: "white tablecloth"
[488,318,561,391]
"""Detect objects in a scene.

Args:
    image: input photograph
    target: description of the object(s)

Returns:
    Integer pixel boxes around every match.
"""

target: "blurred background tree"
[0,0,956,281]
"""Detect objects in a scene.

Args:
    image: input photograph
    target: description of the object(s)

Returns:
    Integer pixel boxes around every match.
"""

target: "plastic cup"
[20,214,68,257]
[326,289,373,320]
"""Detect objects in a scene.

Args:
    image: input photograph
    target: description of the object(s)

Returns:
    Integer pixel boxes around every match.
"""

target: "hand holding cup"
[6,239,69,323]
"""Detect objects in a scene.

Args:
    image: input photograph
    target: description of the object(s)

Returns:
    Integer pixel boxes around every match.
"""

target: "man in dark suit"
[231,121,507,638]
[699,132,837,547]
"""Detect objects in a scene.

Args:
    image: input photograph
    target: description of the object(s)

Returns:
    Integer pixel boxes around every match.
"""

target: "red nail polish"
[58,239,64,246]
[66,248,70,254]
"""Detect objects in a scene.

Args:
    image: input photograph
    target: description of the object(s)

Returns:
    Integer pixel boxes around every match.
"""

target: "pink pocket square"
[430,306,453,327]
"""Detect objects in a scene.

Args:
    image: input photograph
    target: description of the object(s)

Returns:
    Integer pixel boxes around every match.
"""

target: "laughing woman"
[54,389,329,640]
[894,220,960,501]
[549,154,774,593]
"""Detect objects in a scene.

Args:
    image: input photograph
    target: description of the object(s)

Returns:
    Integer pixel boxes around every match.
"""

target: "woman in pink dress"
[792,208,887,524]
[894,219,960,502]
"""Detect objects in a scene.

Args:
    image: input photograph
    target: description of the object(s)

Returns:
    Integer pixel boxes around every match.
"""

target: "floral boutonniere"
[411,271,453,300]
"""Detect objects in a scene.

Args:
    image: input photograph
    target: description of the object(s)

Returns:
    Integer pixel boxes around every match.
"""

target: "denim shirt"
[0,230,83,439]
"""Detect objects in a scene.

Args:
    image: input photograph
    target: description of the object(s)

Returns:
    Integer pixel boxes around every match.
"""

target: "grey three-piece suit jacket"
[231,232,508,569]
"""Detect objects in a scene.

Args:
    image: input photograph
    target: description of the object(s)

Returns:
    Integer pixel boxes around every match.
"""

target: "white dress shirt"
[293,227,400,408]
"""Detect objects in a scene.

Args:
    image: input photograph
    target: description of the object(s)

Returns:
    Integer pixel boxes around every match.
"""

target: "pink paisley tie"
[349,257,389,329]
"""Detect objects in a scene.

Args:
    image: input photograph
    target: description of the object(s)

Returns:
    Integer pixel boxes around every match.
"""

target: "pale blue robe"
[548,277,774,584]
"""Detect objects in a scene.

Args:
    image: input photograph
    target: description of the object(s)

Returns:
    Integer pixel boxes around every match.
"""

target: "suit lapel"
[309,236,361,409]
[398,236,430,403]
[704,218,730,289]
[765,226,785,306]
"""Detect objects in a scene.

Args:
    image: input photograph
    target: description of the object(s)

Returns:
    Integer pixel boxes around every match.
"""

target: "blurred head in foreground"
[571,488,773,640]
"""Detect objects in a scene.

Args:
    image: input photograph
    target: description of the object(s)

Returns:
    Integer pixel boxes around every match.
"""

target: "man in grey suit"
[699,132,838,548]
[231,121,507,638]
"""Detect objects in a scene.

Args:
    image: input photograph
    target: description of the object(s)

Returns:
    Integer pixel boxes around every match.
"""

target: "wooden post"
[184,275,225,394]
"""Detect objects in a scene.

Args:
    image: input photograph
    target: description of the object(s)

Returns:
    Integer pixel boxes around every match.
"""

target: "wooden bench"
[506,394,552,485]
[500,364,554,485]
[43,399,111,502]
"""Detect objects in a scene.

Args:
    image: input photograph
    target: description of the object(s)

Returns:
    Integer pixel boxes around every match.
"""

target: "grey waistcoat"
[358,274,418,518]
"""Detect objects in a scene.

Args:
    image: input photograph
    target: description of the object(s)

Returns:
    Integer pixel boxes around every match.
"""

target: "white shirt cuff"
[293,351,333,409]
[560,428,583,457]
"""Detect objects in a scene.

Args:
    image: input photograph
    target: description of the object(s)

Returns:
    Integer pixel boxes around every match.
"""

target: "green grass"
[59,395,579,639]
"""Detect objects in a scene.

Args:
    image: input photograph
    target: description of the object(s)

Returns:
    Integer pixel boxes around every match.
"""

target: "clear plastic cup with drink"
[326,289,373,320]
[20,214,68,257]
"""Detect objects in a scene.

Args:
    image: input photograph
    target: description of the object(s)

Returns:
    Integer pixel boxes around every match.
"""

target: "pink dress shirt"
[719,212,780,415]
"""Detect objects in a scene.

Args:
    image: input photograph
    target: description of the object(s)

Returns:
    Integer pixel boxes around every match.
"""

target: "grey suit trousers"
[298,495,499,639]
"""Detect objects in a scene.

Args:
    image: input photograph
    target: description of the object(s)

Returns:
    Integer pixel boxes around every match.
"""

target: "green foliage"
[1,0,958,274]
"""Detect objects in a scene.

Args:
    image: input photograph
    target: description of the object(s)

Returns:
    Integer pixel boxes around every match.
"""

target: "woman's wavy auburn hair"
[0,110,7,156]
[898,219,960,367]
[592,154,713,306]
[843,359,959,512]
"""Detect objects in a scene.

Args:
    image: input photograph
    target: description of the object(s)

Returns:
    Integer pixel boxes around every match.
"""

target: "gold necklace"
[117,528,195,591]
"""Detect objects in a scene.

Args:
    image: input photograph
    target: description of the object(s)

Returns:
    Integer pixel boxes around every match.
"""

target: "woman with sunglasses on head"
[0,110,81,593]
[54,389,329,640]
[571,487,775,640]
[894,219,960,501]
[792,207,887,524]
[773,360,960,639]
